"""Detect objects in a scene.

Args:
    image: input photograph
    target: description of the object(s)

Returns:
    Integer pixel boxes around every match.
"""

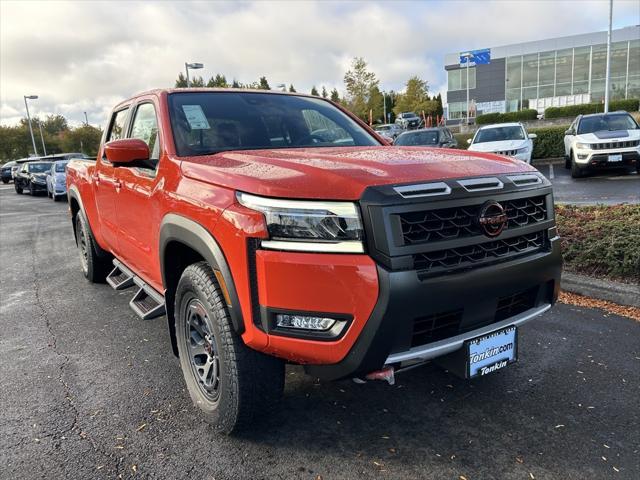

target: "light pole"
[604,0,613,113]
[84,111,89,125]
[185,62,204,87]
[276,83,286,92]
[461,52,472,124]
[382,91,387,124]
[23,95,39,156]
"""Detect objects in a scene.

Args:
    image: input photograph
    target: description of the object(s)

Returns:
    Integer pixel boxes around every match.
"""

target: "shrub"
[544,98,640,119]
[530,126,567,159]
[453,133,473,149]
[476,109,538,124]
[556,204,640,283]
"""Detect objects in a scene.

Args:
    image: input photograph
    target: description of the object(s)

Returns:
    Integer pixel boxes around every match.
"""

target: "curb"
[561,272,640,308]
[532,157,564,166]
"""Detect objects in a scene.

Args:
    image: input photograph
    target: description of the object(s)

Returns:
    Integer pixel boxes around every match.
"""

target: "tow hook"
[353,366,395,385]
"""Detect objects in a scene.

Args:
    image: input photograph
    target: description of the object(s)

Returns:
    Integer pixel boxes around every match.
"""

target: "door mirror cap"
[528,133,537,139]
[564,129,574,136]
[104,139,149,164]
[466,138,472,144]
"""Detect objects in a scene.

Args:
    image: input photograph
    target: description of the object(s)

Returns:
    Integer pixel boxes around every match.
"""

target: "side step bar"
[106,259,135,290]
[106,259,166,320]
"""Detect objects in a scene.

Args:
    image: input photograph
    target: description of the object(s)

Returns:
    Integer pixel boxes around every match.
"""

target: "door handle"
[92,174,100,185]
[114,180,122,191]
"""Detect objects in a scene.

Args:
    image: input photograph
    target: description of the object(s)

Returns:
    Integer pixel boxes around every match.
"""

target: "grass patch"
[556,204,640,284]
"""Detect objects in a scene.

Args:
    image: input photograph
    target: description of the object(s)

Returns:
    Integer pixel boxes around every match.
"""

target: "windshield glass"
[400,112,418,119]
[28,163,51,173]
[374,125,390,131]
[474,126,525,144]
[577,114,639,134]
[395,131,440,146]
[55,161,69,172]
[168,92,380,156]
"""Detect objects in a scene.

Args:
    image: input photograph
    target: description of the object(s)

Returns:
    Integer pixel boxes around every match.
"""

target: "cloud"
[1,0,638,127]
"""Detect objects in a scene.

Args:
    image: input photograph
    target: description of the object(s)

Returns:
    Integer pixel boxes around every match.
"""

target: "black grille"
[414,231,546,273]
[411,309,463,347]
[399,196,547,246]
[591,140,639,150]
[495,287,538,321]
[495,149,518,156]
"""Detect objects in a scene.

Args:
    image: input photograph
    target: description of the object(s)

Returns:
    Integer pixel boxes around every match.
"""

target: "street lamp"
[185,62,204,87]
[603,0,613,113]
[275,83,286,92]
[38,121,47,156]
[23,95,39,156]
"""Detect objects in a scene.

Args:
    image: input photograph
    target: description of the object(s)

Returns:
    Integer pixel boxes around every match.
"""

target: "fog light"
[275,314,336,331]
[577,154,589,160]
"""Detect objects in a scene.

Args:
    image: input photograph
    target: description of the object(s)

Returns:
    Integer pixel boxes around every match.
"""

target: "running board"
[106,259,135,290]
[129,277,166,320]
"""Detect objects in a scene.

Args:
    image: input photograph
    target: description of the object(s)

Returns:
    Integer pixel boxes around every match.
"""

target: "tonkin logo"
[477,200,507,237]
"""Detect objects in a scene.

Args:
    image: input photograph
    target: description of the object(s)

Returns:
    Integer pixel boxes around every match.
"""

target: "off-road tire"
[15,184,22,194]
[75,212,111,282]
[175,262,285,434]
[570,152,586,179]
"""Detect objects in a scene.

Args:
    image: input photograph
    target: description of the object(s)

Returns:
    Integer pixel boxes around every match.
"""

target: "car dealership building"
[444,25,640,122]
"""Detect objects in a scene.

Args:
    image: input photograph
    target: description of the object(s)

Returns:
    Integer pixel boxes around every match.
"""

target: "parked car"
[1,161,17,183]
[467,122,536,163]
[394,127,457,148]
[46,160,70,201]
[373,123,402,141]
[395,112,421,130]
[14,160,52,195]
[11,157,34,180]
[563,111,640,178]
[67,89,560,434]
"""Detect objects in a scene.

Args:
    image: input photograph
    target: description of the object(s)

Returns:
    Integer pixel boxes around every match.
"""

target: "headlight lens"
[576,142,591,149]
[516,146,531,154]
[237,192,364,253]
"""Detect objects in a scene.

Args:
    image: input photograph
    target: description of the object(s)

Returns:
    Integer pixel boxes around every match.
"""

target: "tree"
[343,57,379,120]
[207,74,229,88]
[60,125,103,156]
[434,93,444,118]
[258,76,271,90]
[175,72,203,87]
[288,84,296,93]
[42,115,69,135]
[394,76,436,116]
[321,86,328,98]
[330,88,340,103]
[231,79,241,88]
[310,86,319,96]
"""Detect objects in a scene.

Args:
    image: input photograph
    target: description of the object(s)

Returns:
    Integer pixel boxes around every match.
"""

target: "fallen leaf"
[516,456,524,464]
[132,465,137,473]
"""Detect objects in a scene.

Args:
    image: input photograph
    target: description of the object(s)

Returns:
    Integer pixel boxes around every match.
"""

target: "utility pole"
[604,0,613,113]
[84,111,89,125]
[23,96,38,156]
[382,91,387,124]
[38,122,47,156]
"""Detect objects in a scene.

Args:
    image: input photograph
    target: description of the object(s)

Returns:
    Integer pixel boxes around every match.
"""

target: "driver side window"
[129,103,160,167]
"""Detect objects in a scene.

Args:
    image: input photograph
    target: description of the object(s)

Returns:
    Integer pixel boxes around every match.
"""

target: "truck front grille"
[399,196,547,246]
[591,140,639,150]
[413,231,546,274]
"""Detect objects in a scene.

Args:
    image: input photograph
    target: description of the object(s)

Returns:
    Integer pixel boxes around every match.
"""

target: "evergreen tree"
[435,93,444,117]
[310,86,319,96]
[330,88,340,103]
[232,79,241,88]
[175,72,188,88]
[343,57,379,120]
[321,86,328,98]
[394,76,435,116]
[207,74,229,88]
[288,84,296,93]
[258,76,271,90]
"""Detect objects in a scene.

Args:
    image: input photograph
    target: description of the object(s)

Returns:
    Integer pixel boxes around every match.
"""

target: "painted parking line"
[549,163,554,180]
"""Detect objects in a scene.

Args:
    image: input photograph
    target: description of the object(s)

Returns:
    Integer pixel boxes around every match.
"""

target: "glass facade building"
[444,26,640,121]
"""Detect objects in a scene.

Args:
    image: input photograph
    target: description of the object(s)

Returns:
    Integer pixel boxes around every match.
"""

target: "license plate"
[608,154,623,162]
[467,326,517,378]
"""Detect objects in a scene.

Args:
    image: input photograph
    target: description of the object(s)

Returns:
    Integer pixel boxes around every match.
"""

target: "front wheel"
[175,262,285,434]
[75,212,111,282]
[571,152,586,179]
[15,184,23,194]
[1,179,8,184]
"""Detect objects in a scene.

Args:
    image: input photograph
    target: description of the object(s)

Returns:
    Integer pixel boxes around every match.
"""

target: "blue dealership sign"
[460,48,491,67]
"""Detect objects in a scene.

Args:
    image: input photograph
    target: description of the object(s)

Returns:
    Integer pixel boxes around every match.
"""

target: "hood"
[578,129,640,142]
[180,146,536,200]
[30,173,47,180]
[468,140,528,153]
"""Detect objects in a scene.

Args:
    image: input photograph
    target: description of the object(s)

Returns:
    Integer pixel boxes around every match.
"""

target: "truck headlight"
[576,142,591,149]
[516,146,530,154]
[237,192,364,253]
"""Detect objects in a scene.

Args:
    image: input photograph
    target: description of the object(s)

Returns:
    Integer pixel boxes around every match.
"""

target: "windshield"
[400,112,418,119]
[28,163,51,173]
[395,131,440,146]
[168,92,380,156]
[474,126,525,144]
[374,125,390,131]
[577,114,639,134]
[55,161,69,172]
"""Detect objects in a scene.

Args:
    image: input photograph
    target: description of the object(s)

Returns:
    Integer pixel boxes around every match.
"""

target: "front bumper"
[305,235,561,380]
[1,171,12,181]
[30,182,47,192]
[574,148,640,168]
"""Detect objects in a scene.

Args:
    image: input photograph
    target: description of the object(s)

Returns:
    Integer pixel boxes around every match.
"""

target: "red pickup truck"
[67,89,561,433]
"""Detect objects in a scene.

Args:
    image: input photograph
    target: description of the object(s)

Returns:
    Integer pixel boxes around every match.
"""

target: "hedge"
[544,98,640,119]
[556,204,640,284]
[476,109,538,125]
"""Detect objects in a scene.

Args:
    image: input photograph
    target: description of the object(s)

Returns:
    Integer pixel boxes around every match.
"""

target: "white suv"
[564,111,640,178]
[467,122,536,163]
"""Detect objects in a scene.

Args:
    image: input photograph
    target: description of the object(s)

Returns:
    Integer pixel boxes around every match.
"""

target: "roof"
[477,122,523,129]
[580,110,630,119]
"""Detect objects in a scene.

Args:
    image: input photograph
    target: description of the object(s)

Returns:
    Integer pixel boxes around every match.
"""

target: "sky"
[1,0,638,128]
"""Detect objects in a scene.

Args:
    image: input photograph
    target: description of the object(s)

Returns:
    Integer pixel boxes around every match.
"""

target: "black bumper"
[1,171,12,182]
[306,235,562,381]
[585,151,639,169]
[30,182,47,192]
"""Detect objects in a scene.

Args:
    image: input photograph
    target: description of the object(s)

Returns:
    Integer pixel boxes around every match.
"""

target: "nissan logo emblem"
[477,201,507,237]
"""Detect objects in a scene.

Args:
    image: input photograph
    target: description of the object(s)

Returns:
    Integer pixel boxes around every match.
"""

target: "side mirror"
[528,133,537,139]
[564,129,573,136]
[466,138,472,145]
[104,139,149,164]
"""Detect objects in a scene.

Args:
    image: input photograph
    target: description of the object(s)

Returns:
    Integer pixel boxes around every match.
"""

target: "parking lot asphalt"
[538,162,640,205]
[0,184,639,480]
